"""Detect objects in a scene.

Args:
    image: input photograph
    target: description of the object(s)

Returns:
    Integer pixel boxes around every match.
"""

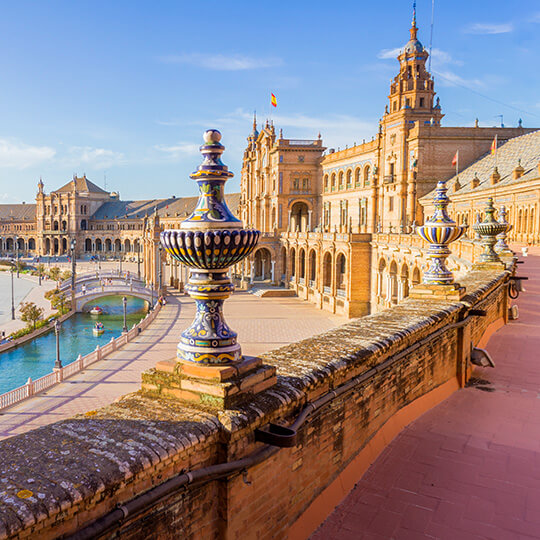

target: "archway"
[280,246,287,282]
[61,220,67,231]
[114,239,122,253]
[62,238,68,254]
[28,238,36,251]
[290,201,309,232]
[105,239,112,252]
[323,252,332,290]
[389,261,398,303]
[44,238,50,254]
[336,253,346,292]
[53,238,59,255]
[299,248,306,280]
[125,239,131,253]
[6,238,13,251]
[401,264,410,299]
[309,249,317,283]
[412,267,421,286]
[95,239,102,252]
[378,258,387,298]
[53,220,59,231]
[254,248,272,280]
[16,238,24,251]
[289,248,296,279]
[85,238,92,252]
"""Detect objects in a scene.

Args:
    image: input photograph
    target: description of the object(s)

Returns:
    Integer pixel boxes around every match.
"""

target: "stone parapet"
[0,266,512,540]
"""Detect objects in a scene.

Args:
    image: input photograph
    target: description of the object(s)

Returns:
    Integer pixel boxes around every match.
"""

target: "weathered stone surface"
[0,267,510,540]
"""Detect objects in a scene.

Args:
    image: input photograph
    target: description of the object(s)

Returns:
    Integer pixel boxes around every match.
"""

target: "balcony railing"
[383,175,394,184]
[323,286,331,294]
[337,288,346,298]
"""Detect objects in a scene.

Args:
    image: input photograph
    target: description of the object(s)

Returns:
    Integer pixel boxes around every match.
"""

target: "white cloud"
[530,12,540,23]
[154,143,200,160]
[464,23,514,34]
[63,146,125,169]
[159,53,283,71]
[433,69,483,89]
[0,139,55,169]
[377,47,402,60]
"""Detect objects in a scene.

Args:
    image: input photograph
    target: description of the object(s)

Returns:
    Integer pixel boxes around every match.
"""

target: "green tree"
[51,291,70,314]
[49,266,61,284]
[20,302,44,330]
[61,270,72,281]
[15,260,26,273]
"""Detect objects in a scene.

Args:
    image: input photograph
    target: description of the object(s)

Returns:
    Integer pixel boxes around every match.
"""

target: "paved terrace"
[313,247,540,540]
[0,291,345,440]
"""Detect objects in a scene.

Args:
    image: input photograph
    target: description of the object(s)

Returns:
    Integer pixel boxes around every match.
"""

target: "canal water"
[0,295,148,394]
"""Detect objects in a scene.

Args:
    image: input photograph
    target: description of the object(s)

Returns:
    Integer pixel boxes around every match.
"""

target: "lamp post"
[137,242,141,279]
[15,239,19,278]
[10,263,15,320]
[70,239,76,310]
[54,320,62,369]
[158,243,162,296]
[37,253,42,286]
[122,295,127,333]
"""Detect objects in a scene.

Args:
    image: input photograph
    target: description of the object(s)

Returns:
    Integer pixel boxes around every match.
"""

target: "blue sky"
[0,0,539,203]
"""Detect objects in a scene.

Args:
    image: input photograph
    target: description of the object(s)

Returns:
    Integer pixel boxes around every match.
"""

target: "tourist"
[522,246,529,257]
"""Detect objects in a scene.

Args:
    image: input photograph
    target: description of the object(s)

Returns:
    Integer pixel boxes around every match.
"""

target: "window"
[389,197,394,212]
[405,98,410,108]
[338,172,344,190]
[293,178,300,189]
[324,175,329,192]
[364,166,371,187]
[279,155,283,163]
[279,172,283,193]
[346,170,352,188]
[419,97,425,107]
[298,155,305,162]
[393,101,397,112]
[302,178,309,190]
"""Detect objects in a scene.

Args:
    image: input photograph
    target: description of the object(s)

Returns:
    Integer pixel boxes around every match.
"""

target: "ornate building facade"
[238,13,538,317]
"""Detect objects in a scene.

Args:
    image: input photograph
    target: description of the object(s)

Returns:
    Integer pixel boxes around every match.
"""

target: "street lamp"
[137,242,141,279]
[122,296,127,333]
[158,243,163,296]
[10,263,15,320]
[54,320,62,369]
[15,239,19,278]
[70,239,76,310]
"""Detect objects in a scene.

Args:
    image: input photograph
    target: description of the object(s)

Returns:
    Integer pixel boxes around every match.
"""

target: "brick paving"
[312,248,540,540]
[0,291,344,440]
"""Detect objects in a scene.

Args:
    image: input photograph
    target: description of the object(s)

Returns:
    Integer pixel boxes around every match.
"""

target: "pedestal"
[409,283,466,301]
[141,356,276,409]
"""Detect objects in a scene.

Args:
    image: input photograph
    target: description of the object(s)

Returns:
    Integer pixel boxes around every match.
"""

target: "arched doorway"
[62,238,68,254]
[290,202,309,232]
[389,261,398,303]
[289,248,296,280]
[125,239,131,253]
[280,246,287,282]
[299,249,306,281]
[6,238,14,251]
[53,238,59,255]
[16,238,24,251]
[114,239,122,253]
[254,248,272,280]
[28,238,36,251]
[85,238,92,252]
[336,253,346,293]
[95,239,102,252]
[323,252,332,291]
[105,239,112,252]
[309,249,317,284]
[412,267,421,286]
[401,264,410,299]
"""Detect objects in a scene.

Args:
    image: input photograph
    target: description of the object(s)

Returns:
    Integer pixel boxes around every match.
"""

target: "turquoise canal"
[0,295,148,394]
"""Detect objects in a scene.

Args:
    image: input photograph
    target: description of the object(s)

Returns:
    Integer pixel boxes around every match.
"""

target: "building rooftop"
[0,203,37,221]
[53,176,110,195]
[422,129,540,200]
[90,193,241,220]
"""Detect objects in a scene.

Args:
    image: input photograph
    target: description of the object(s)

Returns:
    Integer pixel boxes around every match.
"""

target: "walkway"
[312,248,540,540]
[0,291,345,439]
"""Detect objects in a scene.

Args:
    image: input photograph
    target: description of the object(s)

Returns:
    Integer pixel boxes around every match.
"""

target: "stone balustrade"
[0,258,514,539]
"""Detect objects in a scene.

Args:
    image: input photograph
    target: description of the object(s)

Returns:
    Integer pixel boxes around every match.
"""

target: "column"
[271,260,276,284]
[261,260,265,280]
[250,261,254,284]
[308,210,313,232]
[287,209,292,232]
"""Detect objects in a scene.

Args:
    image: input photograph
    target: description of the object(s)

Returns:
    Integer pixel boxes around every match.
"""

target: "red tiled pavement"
[312,247,540,540]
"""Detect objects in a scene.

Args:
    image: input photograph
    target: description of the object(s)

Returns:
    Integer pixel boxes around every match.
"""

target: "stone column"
[308,210,313,232]
[250,261,255,284]
[261,260,265,280]
[271,260,276,284]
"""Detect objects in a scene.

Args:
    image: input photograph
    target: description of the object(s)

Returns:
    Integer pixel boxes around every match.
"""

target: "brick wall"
[0,267,511,540]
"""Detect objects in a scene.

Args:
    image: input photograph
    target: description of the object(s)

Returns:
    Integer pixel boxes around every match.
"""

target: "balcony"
[383,175,395,184]
[337,289,346,298]
[323,286,331,295]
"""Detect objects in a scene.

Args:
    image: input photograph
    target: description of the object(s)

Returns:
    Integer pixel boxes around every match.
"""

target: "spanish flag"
[271,93,277,107]
[490,135,497,156]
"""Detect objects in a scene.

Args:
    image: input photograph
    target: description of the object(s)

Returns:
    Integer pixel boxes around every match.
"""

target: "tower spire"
[253,110,257,132]
[410,1,418,39]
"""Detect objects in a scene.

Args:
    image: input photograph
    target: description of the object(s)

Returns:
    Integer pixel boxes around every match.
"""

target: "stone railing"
[0,260,515,539]
[0,302,161,412]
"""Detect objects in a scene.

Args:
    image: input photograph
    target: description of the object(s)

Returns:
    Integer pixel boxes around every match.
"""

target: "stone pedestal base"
[472,261,506,271]
[409,283,466,301]
[141,356,276,409]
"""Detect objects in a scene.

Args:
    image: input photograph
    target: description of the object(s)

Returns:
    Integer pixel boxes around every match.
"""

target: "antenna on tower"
[428,0,435,72]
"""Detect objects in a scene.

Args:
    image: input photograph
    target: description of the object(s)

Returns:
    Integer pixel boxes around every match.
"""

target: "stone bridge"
[73,284,155,311]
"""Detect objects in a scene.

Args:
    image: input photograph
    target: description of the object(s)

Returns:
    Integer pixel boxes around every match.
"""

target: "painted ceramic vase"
[473,198,507,263]
[161,130,260,364]
[416,180,466,284]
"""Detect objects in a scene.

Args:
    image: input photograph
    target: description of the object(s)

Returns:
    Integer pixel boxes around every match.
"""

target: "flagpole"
[456,150,459,177]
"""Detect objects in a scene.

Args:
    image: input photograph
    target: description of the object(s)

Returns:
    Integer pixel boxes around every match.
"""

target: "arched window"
[331,173,336,191]
[324,174,329,192]
[355,168,361,187]
[80,219,87,230]
[401,264,410,299]
[346,170,352,188]
[364,165,371,186]
[338,171,344,190]
[389,261,398,303]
